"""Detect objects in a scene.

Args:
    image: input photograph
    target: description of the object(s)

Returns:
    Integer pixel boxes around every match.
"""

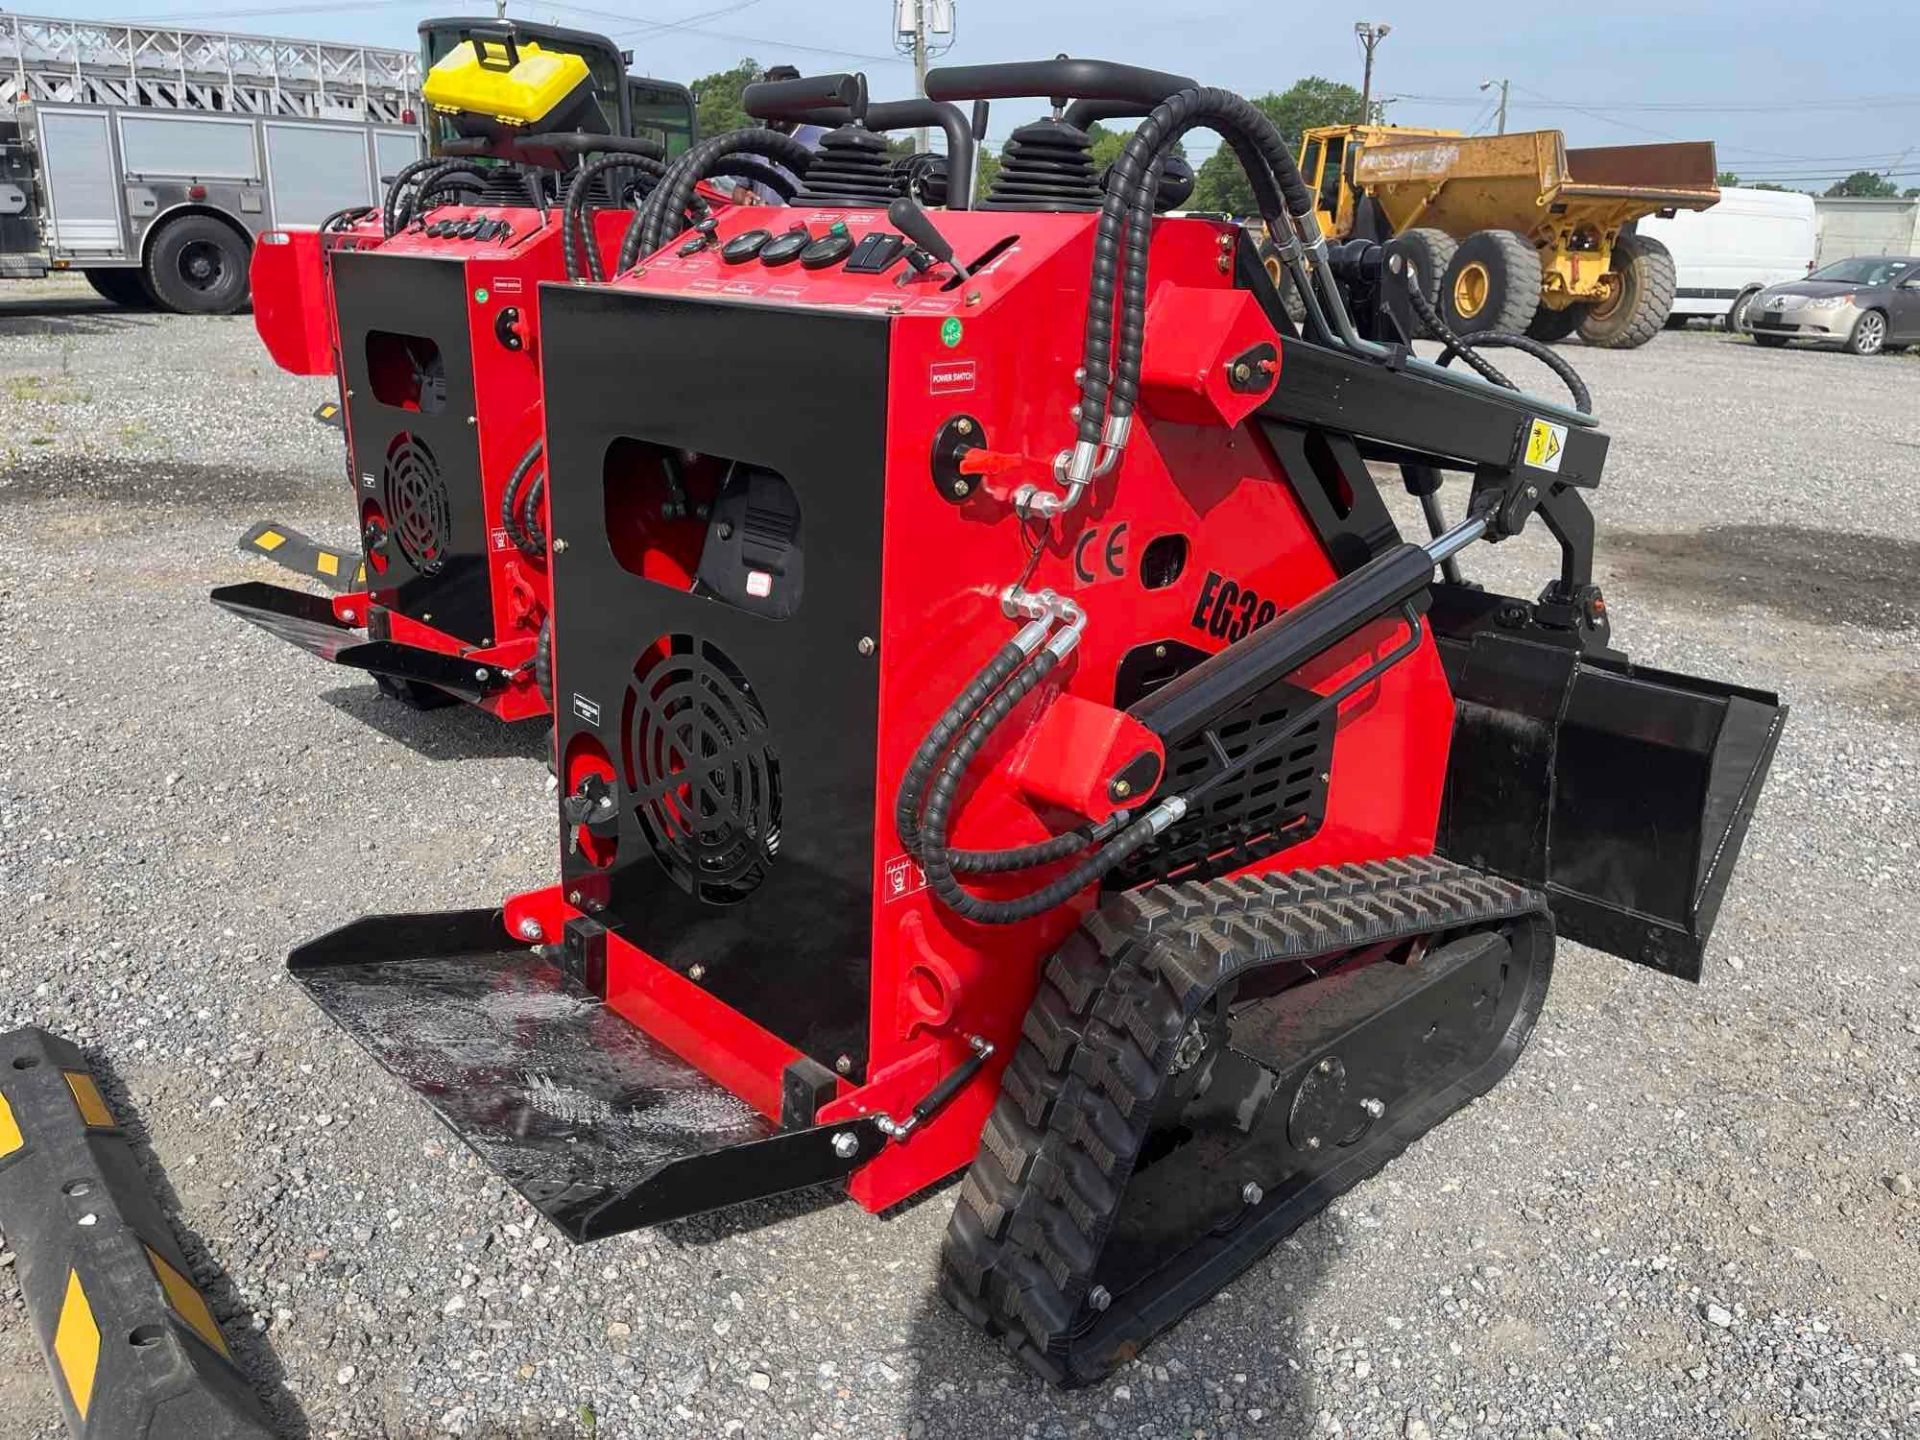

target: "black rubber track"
[939,855,1552,1385]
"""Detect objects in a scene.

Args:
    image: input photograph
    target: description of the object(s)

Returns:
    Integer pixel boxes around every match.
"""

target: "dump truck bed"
[1353,130,1718,239]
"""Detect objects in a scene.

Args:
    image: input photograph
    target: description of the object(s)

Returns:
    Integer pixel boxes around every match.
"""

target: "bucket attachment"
[210,581,505,703]
[1430,585,1785,980]
[288,910,880,1240]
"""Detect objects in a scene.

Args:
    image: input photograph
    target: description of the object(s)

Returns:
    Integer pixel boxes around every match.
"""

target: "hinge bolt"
[831,1131,860,1159]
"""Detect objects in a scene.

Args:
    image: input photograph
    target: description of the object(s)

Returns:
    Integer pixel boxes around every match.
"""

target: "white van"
[1637,186,1817,329]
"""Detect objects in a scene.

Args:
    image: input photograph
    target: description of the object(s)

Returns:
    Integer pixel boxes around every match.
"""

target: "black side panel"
[1431,585,1785,980]
[539,286,888,1077]
[333,250,493,646]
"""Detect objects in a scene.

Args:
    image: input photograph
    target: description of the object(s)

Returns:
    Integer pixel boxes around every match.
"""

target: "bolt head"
[566,890,582,905]
[831,1131,860,1160]
[835,1054,853,1076]
[474,667,490,682]
[1154,644,1167,658]
[341,609,357,624]
[956,417,973,435]
[552,538,569,554]
[1318,1058,1335,1074]
[857,636,876,656]
[515,917,542,942]
[951,481,970,497]
[1242,1181,1264,1206]
[1306,1135,1322,1150]
[1233,363,1251,381]
[1112,779,1132,798]
[687,964,706,982]
[1088,1285,1112,1312]
[1361,1097,1386,1118]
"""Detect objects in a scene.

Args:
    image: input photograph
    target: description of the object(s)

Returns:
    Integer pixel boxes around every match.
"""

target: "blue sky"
[41,0,1920,188]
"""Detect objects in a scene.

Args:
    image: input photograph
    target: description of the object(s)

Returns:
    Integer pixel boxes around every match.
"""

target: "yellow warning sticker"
[1525,418,1567,474]
[316,551,340,578]
[254,529,286,552]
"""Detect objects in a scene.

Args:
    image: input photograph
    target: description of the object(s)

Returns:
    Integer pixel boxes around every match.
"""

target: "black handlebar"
[743,72,867,123]
[925,58,1195,108]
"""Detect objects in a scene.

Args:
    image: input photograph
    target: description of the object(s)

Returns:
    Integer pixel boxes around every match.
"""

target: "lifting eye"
[1140,534,1188,591]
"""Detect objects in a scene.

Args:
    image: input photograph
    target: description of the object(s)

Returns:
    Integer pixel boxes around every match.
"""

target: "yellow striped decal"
[353,562,367,585]
[54,1270,100,1420]
[146,1246,229,1358]
[316,551,340,578]
[64,1072,114,1129]
[253,529,287,552]
[0,1091,20,1158]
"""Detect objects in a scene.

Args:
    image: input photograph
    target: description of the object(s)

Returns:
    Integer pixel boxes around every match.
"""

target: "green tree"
[1084,122,1186,173]
[1749,182,1791,192]
[1187,77,1369,216]
[1906,187,1920,198]
[1716,170,1741,185]
[690,58,761,138]
[976,145,1001,196]
[1825,169,1899,198]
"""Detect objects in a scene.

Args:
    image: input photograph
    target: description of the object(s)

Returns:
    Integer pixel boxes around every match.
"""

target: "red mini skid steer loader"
[282,61,1783,1384]
[221,19,710,721]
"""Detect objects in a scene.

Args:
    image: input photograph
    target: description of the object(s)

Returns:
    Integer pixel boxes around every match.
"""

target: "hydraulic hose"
[564,151,668,282]
[501,440,543,560]
[382,156,445,235]
[1401,277,1594,414]
[521,472,546,555]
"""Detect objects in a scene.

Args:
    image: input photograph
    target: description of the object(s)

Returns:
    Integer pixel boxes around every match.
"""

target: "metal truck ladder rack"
[0,12,419,124]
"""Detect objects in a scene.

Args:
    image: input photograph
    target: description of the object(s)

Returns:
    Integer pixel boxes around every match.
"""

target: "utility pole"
[910,0,928,151]
[494,0,506,20]
[1354,21,1390,123]
[1480,77,1509,134]
[892,0,954,154]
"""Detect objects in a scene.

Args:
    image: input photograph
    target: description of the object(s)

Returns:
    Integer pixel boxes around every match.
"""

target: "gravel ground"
[1,274,1917,1440]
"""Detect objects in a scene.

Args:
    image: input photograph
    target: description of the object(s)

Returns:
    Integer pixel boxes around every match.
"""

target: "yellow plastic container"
[423,37,591,129]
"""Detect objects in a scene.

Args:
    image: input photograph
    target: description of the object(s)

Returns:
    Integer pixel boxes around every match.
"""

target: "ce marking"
[1073,521,1130,585]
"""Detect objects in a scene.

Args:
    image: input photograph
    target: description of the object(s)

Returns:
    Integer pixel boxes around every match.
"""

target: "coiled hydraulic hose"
[381,156,444,235]
[1402,278,1594,414]
[501,440,544,560]
[564,151,669,282]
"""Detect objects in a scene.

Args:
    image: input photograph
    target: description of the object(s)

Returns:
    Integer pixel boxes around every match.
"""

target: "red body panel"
[517,204,1457,1213]
[252,204,637,722]
[250,229,335,376]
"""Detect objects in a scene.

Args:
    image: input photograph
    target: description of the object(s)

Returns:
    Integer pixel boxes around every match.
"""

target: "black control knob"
[759,226,812,267]
[722,228,773,264]
[800,231,854,270]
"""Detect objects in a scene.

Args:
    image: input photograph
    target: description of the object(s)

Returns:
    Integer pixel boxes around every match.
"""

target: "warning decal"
[1525,418,1566,473]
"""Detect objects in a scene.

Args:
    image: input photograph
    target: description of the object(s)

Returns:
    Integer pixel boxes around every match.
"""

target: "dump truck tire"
[1439,230,1541,337]
[1577,233,1675,349]
[1393,228,1457,337]
[1525,303,1587,343]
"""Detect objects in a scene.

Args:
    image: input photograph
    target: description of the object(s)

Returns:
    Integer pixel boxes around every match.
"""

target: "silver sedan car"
[1742,255,1920,355]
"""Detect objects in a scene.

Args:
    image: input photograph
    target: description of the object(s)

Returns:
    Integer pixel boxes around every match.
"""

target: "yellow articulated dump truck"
[1298,124,1720,348]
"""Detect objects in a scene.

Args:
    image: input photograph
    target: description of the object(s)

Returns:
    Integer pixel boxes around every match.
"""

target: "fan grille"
[623,635,781,905]
[383,432,450,575]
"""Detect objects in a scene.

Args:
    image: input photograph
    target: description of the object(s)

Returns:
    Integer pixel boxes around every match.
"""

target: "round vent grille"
[623,635,781,905]
[383,432,450,575]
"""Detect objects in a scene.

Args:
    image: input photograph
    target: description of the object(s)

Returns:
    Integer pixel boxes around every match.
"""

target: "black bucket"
[1430,586,1786,981]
